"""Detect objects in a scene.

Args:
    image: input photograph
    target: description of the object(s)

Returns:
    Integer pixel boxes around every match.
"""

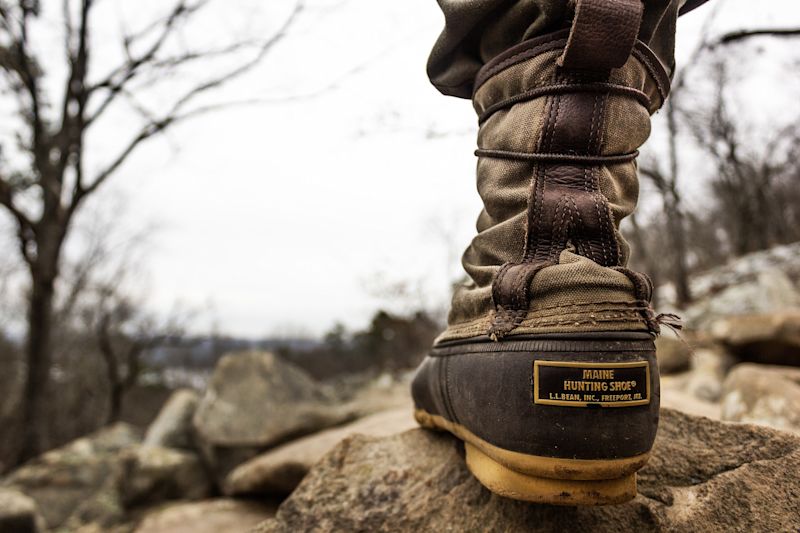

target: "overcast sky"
[2,0,798,339]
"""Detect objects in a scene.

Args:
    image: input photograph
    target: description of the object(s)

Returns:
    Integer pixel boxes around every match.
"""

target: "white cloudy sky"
[2,0,798,339]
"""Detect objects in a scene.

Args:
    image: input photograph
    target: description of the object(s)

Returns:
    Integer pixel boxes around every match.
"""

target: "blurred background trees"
[625,15,800,306]
[0,0,303,465]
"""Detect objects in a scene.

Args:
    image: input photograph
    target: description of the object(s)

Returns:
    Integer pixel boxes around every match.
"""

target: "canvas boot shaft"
[441,6,671,342]
[412,0,685,506]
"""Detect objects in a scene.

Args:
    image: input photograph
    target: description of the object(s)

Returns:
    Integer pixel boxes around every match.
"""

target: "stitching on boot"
[482,34,653,339]
[613,267,660,334]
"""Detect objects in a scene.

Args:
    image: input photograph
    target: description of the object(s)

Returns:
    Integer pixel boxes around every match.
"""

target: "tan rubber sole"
[414,409,648,506]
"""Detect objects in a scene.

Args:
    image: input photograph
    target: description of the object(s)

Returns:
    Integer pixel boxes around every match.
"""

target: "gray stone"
[0,488,43,533]
[670,244,800,329]
[134,499,277,533]
[683,347,734,402]
[711,312,800,366]
[660,375,720,420]
[225,407,416,496]
[118,446,212,508]
[655,335,691,375]
[193,352,352,449]
[143,389,200,450]
[257,409,800,533]
[721,363,800,434]
[1,423,138,529]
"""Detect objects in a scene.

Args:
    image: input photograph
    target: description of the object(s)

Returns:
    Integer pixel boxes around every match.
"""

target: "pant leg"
[427,0,709,99]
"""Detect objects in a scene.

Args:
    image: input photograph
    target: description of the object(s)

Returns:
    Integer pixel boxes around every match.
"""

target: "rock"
[0,488,44,533]
[2,423,138,530]
[144,389,200,450]
[660,376,720,420]
[134,499,278,533]
[118,446,211,508]
[684,268,800,330]
[225,407,416,496]
[683,347,734,402]
[193,352,351,449]
[664,244,800,329]
[343,372,416,418]
[256,409,800,532]
[711,312,800,366]
[193,351,354,483]
[721,363,800,434]
[655,335,691,374]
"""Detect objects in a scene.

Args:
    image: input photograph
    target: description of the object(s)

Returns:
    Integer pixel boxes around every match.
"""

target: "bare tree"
[639,4,800,306]
[88,283,187,424]
[639,82,697,306]
[685,60,800,255]
[0,0,303,462]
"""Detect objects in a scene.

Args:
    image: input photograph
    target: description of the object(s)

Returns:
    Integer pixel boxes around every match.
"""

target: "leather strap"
[558,0,644,71]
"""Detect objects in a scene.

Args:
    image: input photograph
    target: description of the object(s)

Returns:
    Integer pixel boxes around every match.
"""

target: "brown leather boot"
[412,0,675,505]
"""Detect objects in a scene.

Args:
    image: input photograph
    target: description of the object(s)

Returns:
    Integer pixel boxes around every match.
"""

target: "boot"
[412,0,678,506]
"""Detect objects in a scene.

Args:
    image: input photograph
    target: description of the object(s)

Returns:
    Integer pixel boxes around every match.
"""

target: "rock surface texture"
[655,336,691,375]
[711,312,800,366]
[722,363,800,434]
[225,407,416,496]
[192,351,356,483]
[117,445,211,507]
[674,243,800,329]
[1,423,137,530]
[0,488,43,533]
[256,409,800,533]
[143,389,200,450]
[193,351,352,448]
[134,499,277,533]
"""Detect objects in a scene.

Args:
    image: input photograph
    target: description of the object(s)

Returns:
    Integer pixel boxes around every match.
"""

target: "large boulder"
[0,488,43,533]
[660,376,720,420]
[667,243,800,329]
[655,335,691,375]
[193,352,352,449]
[256,409,800,532]
[683,269,800,330]
[681,347,734,402]
[143,389,200,450]
[1,423,138,530]
[225,407,416,496]
[711,312,800,366]
[133,499,277,533]
[117,446,212,508]
[721,363,800,434]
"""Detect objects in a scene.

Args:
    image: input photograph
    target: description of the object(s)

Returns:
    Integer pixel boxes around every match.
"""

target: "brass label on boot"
[533,360,650,407]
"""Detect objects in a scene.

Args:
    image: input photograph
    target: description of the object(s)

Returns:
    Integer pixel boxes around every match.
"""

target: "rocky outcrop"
[192,351,354,482]
[666,243,800,329]
[681,347,734,402]
[660,376,720,420]
[143,389,200,450]
[1,423,137,530]
[721,363,800,434]
[118,446,211,508]
[0,488,43,533]
[711,312,800,366]
[225,407,416,496]
[134,499,277,533]
[256,409,800,533]
[193,352,351,449]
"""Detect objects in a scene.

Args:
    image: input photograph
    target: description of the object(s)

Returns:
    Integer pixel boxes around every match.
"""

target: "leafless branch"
[77,0,304,202]
[713,28,800,47]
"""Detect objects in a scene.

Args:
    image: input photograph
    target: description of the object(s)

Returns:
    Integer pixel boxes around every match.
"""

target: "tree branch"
[76,0,304,203]
[85,0,210,126]
[713,28,800,47]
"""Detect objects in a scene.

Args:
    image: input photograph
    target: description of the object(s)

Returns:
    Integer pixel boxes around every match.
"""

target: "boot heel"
[464,443,637,506]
